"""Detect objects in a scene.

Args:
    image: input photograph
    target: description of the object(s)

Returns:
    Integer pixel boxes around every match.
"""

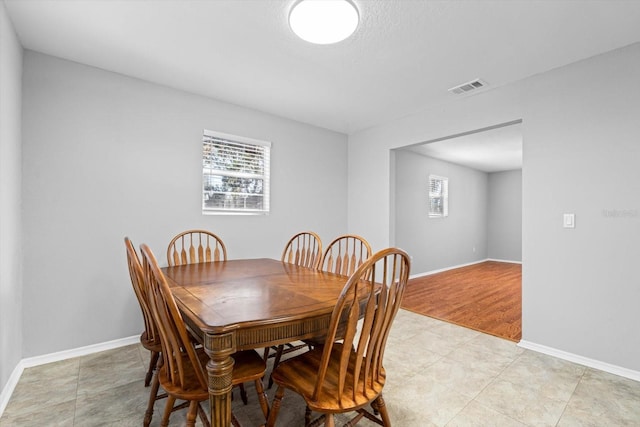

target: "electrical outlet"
[563,213,575,228]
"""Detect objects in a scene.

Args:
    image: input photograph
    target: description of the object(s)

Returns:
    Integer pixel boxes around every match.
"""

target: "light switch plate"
[563,213,575,228]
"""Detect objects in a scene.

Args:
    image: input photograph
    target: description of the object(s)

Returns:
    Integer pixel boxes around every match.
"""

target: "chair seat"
[159,348,266,401]
[231,350,267,385]
[140,330,162,353]
[158,349,209,401]
[271,344,386,413]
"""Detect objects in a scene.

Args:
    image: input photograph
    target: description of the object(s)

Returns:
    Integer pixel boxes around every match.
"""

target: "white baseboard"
[409,258,483,279]
[409,258,488,279]
[409,258,522,279]
[19,335,139,369]
[518,340,640,382]
[0,361,24,417]
[486,258,522,264]
[0,335,139,418]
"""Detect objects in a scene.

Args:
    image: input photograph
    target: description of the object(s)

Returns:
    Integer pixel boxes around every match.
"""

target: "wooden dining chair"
[266,247,411,427]
[281,231,322,269]
[167,229,227,266]
[264,231,324,387]
[124,237,168,426]
[167,229,256,404]
[141,243,270,427]
[320,234,372,277]
[125,237,161,387]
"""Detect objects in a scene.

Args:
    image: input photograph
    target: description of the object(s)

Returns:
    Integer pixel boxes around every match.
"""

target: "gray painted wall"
[394,150,488,274]
[522,43,640,368]
[0,2,23,392]
[487,170,522,262]
[21,52,348,358]
[349,43,640,372]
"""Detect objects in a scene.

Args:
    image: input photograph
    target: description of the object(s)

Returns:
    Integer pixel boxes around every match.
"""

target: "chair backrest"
[320,234,372,276]
[124,237,159,345]
[167,229,227,266]
[313,247,411,403]
[141,243,208,391]
[281,231,322,269]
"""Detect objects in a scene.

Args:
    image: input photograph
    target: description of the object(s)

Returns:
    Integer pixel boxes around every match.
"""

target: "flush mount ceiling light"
[289,0,359,45]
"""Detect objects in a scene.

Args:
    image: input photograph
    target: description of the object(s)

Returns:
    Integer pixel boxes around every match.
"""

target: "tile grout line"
[466,347,530,425]
[553,368,587,427]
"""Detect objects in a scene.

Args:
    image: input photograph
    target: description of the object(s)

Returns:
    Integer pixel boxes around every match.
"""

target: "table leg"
[204,333,235,427]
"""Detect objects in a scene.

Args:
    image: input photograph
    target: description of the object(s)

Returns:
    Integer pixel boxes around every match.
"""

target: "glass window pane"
[202,130,271,214]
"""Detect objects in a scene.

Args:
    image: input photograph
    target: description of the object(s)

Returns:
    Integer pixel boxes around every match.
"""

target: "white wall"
[521,43,640,369]
[394,150,488,273]
[487,170,522,262]
[0,1,23,392]
[349,43,640,372]
[21,52,348,358]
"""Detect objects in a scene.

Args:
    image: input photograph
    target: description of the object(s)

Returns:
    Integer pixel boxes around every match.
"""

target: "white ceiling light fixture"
[289,0,359,45]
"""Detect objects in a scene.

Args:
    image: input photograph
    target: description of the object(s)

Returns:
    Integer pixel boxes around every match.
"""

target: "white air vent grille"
[448,78,488,95]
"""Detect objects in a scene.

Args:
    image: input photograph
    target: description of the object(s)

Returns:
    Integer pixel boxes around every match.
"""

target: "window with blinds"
[428,175,448,218]
[202,129,271,214]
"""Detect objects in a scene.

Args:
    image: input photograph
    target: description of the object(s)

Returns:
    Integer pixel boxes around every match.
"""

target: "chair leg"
[254,378,270,420]
[265,385,285,427]
[144,369,161,427]
[160,395,176,427]
[325,414,335,427]
[268,345,285,388]
[145,350,160,387]
[372,395,391,426]
[239,383,248,404]
[186,400,199,427]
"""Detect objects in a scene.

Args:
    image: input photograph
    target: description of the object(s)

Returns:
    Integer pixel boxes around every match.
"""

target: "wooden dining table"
[161,258,352,427]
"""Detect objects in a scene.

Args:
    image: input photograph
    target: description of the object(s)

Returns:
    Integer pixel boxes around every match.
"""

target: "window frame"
[428,174,449,218]
[202,129,271,215]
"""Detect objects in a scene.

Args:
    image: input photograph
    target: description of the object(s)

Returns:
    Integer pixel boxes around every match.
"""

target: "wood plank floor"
[401,261,522,342]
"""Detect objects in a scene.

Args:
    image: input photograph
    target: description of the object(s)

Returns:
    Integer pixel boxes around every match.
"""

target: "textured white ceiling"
[6,0,640,136]
[404,123,522,173]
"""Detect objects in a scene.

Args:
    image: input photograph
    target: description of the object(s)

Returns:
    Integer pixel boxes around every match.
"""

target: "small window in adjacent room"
[202,129,271,215]
[428,175,448,218]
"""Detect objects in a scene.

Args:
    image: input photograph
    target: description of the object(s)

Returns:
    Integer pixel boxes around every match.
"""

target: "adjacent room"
[2,1,640,426]
[395,123,523,342]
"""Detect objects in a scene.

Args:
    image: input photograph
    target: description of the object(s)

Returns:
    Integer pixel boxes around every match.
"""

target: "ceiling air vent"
[448,78,488,95]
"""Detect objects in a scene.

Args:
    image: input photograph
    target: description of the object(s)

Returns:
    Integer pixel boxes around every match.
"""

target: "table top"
[162,258,351,335]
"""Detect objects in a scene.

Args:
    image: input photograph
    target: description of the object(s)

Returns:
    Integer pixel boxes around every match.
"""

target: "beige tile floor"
[2,309,640,426]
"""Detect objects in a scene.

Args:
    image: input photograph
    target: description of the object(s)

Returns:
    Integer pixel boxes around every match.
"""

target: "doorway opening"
[392,120,522,341]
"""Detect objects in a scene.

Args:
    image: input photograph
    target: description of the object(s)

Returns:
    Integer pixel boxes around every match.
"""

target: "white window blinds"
[428,175,448,218]
[202,130,271,214]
